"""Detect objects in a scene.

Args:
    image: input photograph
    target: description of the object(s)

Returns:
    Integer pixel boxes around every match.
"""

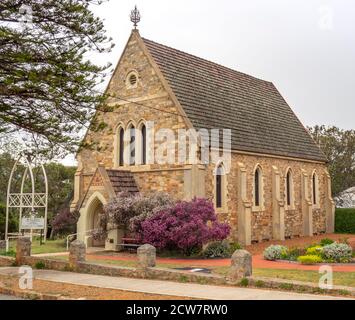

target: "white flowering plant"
[263,245,289,261]
[322,243,353,263]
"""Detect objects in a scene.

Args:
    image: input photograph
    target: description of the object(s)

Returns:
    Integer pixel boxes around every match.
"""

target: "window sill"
[252,206,265,212]
[114,164,150,170]
[216,207,228,214]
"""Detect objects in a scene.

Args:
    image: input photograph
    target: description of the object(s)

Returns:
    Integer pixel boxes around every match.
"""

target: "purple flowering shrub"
[139,198,230,254]
[129,192,175,234]
[100,192,174,237]
[51,208,79,236]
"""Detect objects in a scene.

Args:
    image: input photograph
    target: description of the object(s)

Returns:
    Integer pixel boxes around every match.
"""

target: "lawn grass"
[42,254,355,288]
[253,268,355,287]
[31,238,67,254]
[211,266,355,287]
[5,238,67,255]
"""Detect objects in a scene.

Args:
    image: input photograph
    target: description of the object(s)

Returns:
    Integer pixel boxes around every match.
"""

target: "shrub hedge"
[335,208,355,234]
[297,255,323,265]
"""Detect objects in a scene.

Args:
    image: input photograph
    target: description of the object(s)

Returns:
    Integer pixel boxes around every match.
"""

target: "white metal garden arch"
[5,154,48,247]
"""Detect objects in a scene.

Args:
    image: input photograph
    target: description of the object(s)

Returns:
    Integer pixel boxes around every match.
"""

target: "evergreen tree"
[0,0,114,156]
[308,125,355,196]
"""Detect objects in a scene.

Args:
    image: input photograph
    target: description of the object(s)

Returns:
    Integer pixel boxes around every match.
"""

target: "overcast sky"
[63,0,355,165]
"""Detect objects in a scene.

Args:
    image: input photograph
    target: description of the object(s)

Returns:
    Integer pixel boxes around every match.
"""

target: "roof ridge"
[141,37,272,85]
[139,36,326,162]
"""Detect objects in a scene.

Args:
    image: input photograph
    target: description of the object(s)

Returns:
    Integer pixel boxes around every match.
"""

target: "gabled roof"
[75,167,138,210]
[142,37,327,162]
[106,170,139,195]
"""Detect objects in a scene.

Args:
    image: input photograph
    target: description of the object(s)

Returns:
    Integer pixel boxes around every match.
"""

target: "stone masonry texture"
[74,31,331,245]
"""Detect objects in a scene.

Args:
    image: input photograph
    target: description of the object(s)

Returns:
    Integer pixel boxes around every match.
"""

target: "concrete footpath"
[0,294,24,300]
[0,267,351,300]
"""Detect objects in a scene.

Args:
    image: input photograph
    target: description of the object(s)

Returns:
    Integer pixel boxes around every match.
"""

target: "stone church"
[71,28,335,250]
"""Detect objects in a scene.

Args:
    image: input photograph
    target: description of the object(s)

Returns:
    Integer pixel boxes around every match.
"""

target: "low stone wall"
[1,239,353,298]
[0,256,15,267]
[75,262,227,285]
[5,255,354,298]
[1,254,355,298]
[22,256,70,271]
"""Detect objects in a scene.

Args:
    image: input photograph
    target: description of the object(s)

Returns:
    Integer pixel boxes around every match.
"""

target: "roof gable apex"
[132,31,194,131]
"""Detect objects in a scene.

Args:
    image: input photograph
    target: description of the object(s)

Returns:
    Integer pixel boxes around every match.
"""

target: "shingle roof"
[142,38,327,162]
[106,170,139,195]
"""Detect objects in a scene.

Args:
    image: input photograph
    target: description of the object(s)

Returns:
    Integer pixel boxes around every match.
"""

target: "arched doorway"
[86,195,106,248]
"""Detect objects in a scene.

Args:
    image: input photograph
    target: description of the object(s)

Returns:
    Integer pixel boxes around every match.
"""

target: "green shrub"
[239,278,249,287]
[35,261,46,269]
[228,242,242,254]
[320,238,334,246]
[203,241,230,258]
[286,248,305,261]
[179,275,188,283]
[335,208,355,234]
[263,245,288,261]
[297,255,323,265]
[279,283,294,290]
[306,243,318,250]
[306,245,323,256]
[338,289,351,296]
[322,243,352,263]
[255,280,265,288]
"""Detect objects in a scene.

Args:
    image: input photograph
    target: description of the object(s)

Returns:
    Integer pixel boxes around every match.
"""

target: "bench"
[118,237,142,252]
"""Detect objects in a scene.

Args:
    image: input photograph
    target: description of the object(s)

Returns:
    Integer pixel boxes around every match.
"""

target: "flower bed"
[263,238,354,265]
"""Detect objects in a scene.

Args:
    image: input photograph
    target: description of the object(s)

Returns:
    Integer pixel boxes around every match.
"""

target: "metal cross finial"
[130,5,141,29]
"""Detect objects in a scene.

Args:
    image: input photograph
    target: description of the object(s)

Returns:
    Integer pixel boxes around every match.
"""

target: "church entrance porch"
[87,196,105,248]
[74,167,139,251]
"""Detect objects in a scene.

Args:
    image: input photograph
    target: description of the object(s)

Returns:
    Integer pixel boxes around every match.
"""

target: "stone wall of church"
[74,31,190,205]
[73,31,332,246]
[133,168,186,200]
[204,152,330,243]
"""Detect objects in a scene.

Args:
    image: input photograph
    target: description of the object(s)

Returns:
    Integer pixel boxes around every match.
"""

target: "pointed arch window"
[119,128,124,167]
[254,166,262,208]
[312,172,318,205]
[141,124,147,165]
[216,164,224,209]
[286,169,292,206]
[129,124,136,166]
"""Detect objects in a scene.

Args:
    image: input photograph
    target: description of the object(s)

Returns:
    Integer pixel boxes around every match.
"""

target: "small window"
[312,173,317,205]
[129,125,136,165]
[119,128,124,166]
[286,170,292,206]
[216,165,224,208]
[141,124,147,165]
[126,71,138,88]
[254,166,262,207]
[129,74,137,86]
